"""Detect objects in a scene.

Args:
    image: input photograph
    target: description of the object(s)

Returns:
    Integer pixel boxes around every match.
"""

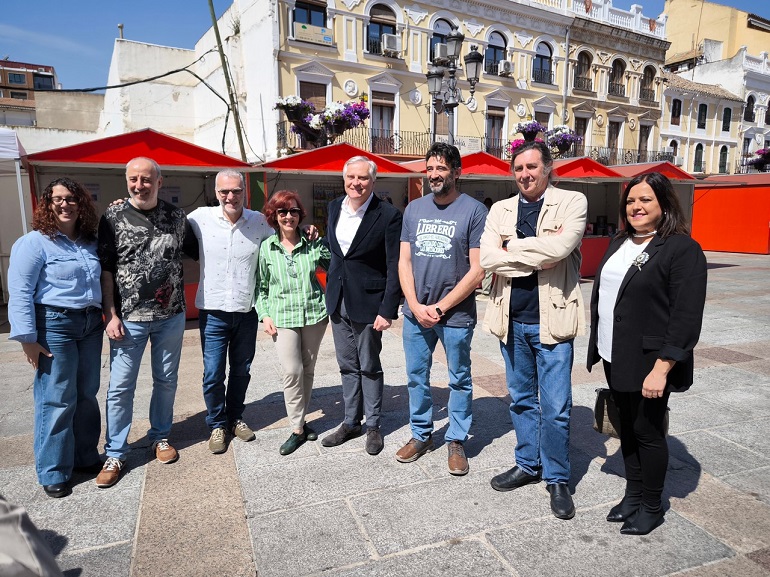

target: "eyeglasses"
[276,208,302,217]
[50,196,79,206]
[217,188,244,196]
[284,253,298,278]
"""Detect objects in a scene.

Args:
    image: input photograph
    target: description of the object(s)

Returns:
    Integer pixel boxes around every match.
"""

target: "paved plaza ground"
[1,250,769,577]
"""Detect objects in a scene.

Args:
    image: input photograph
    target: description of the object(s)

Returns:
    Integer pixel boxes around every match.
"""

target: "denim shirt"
[8,230,102,343]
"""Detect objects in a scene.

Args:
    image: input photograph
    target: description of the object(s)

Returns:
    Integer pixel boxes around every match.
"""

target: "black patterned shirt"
[98,199,194,321]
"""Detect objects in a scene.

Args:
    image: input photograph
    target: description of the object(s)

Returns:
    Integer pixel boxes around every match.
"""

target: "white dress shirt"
[187,205,274,312]
[335,192,374,256]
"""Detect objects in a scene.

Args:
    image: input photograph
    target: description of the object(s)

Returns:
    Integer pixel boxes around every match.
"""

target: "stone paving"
[1,250,769,576]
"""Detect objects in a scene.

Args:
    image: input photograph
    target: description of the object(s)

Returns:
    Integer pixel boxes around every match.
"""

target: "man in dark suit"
[320,156,402,455]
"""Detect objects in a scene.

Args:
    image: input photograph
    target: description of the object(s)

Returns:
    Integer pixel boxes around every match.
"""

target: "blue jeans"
[500,321,574,484]
[104,312,185,460]
[199,309,258,430]
[33,305,103,485]
[402,314,474,443]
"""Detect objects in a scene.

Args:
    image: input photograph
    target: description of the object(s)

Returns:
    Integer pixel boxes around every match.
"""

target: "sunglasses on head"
[276,208,302,217]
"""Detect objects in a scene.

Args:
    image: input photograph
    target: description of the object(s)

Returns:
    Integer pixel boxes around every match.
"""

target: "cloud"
[0,23,102,59]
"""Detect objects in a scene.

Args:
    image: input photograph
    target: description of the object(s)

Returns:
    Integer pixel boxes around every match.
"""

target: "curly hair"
[33,177,99,240]
[264,190,307,230]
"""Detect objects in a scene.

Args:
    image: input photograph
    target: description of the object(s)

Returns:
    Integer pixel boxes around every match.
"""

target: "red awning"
[552,157,623,180]
[401,151,512,176]
[26,128,251,170]
[610,161,695,180]
[258,143,416,175]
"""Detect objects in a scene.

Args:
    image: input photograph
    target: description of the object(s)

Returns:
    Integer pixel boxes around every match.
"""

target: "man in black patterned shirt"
[95,157,197,488]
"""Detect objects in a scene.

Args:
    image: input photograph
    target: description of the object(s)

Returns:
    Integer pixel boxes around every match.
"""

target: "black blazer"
[586,233,707,392]
[325,194,402,323]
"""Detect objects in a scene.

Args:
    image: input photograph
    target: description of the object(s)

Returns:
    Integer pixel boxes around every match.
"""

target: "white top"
[335,193,374,256]
[187,206,274,313]
[597,237,651,361]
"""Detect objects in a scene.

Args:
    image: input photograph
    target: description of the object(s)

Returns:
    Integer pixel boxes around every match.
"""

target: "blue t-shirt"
[400,193,487,327]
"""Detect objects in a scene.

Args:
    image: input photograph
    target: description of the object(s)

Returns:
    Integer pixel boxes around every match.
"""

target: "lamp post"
[426,27,484,146]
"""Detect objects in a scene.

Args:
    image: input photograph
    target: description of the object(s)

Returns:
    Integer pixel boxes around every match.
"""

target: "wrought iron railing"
[574,76,593,91]
[484,60,499,75]
[639,88,656,101]
[608,82,626,97]
[532,69,554,84]
[366,38,382,54]
[276,122,674,167]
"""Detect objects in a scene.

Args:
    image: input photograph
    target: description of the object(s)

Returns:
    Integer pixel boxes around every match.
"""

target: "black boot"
[606,494,643,522]
[620,505,665,535]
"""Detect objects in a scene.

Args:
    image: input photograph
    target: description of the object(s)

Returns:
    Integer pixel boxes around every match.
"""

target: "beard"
[429,174,456,197]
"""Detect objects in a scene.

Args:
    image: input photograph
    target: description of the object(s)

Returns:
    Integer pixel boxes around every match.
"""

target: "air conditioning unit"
[381,33,401,56]
[498,60,514,76]
[673,156,684,166]
[433,43,448,63]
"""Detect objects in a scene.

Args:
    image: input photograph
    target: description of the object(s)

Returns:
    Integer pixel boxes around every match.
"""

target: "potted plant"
[514,120,548,142]
[274,95,316,122]
[750,148,770,171]
[548,125,583,153]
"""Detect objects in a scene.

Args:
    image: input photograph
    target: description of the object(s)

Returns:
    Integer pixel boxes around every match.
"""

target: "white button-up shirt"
[335,192,374,255]
[187,205,274,312]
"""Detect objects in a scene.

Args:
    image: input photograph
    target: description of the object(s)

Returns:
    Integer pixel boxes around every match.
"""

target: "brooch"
[632,252,649,271]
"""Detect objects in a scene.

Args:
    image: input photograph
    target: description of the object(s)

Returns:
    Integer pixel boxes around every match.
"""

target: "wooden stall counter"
[580,236,611,277]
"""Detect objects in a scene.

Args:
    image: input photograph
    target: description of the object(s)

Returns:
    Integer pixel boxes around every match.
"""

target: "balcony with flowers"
[275,96,370,148]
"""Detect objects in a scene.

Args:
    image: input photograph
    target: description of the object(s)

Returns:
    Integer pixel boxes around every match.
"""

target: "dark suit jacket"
[586,233,707,392]
[325,194,402,323]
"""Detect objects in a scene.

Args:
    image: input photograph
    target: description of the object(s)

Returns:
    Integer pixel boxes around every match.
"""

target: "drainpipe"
[562,26,570,126]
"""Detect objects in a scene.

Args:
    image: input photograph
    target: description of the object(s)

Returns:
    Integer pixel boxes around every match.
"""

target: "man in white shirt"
[187,170,274,454]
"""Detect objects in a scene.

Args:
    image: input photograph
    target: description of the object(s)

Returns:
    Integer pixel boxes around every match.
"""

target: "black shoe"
[547,483,576,520]
[365,428,384,455]
[607,494,643,523]
[279,431,307,455]
[73,461,105,475]
[43,482,71,499]
[620,505,664,535]
[304,424,318,442]
[490,466,541,492]
[321,423,362,447]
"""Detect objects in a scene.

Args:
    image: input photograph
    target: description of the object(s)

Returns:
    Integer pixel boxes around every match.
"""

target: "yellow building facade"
[275,0,669,164]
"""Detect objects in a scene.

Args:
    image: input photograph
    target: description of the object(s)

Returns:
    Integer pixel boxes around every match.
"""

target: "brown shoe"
[447,441,469,476]
[152,439,178,464]
[395,436,433,463]
[95,457,125,488]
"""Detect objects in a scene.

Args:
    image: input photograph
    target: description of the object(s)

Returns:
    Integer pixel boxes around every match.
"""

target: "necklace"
[632,230,656,238]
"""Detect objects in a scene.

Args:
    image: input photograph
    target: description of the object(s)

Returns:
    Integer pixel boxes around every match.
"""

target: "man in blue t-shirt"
[396,143,487,476]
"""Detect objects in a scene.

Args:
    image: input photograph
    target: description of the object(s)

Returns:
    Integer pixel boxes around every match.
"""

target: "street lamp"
[426,27,483,146]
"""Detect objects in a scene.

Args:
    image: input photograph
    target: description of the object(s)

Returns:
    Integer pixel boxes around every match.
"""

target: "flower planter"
[285,108,304,122]
[522,131,539,142]
[557,142,572,153]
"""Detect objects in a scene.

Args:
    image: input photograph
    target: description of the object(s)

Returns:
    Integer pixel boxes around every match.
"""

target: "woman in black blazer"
[587,172,707,535]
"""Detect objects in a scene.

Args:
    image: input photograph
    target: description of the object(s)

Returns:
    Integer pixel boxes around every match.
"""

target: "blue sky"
[1,0,768,90]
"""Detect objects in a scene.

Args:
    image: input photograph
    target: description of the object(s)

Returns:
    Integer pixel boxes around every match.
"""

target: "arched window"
[766,107,770,126]
[533,42,553,84]
[575,51,592,91]
[640,65,656,101]
[430,19,453,62]
[670,140,678,157]
[485,32,506,75]
[609,59,626,97]
[697,103,708,129]
[745,95,756,122]
[671,98,682,126]
[367,4,396,54]
[722,107,732,132]
[694,143,704,172]
[718,146,728,173]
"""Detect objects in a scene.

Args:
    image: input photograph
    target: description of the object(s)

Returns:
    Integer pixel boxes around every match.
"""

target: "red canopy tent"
[691,172,770,254]
[610,161,695,181]
[553,157,624,180]
[25,129,253,320]
[401,151,512,177]
[258,142,416,176]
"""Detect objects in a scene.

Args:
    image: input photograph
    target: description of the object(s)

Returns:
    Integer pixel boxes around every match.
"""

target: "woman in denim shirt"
[8,177,104,499]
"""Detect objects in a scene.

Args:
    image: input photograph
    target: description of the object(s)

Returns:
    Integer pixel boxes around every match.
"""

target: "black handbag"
[593,387,670,438]
[593,387,622,438]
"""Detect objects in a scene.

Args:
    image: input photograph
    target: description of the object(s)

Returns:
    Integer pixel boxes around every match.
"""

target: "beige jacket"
[480,185,587,344]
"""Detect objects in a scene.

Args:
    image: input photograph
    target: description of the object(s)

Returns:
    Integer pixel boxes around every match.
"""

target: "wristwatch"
[435,306,445,317]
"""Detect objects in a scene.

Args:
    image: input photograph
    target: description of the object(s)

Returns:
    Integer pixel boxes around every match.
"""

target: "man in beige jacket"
[479,140,587,520]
